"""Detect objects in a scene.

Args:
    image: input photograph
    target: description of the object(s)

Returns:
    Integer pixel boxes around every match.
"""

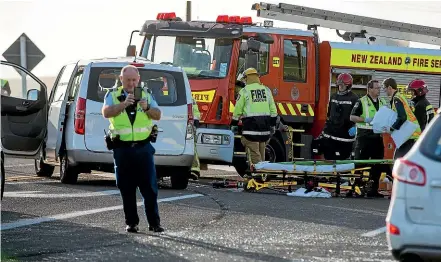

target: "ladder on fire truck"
[252,2,441,46]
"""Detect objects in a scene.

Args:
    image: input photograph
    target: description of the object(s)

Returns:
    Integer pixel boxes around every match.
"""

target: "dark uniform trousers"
[322,138,354,160]
[113,142,160,227]
[354,135,385,192]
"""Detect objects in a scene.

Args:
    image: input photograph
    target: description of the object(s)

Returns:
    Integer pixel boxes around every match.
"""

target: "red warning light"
[216,15,229,23]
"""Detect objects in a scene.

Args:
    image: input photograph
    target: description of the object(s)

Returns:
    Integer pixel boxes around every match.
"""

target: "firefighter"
[191,98,201,180]
[350,79,387,197]
[321,73,359,160]
[231,68,278,165]
[407,79,435,132]
[383,78,421,159]
[1,79,11,96]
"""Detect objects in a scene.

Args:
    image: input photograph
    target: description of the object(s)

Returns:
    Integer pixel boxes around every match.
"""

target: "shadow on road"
[1,211,191,262]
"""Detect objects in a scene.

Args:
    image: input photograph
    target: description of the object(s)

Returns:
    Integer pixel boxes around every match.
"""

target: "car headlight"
[201,134,231,145]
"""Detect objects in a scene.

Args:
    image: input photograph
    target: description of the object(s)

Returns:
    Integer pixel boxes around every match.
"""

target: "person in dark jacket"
[383,78,421,159]
[321,73,359,160]
[407,79,435,132]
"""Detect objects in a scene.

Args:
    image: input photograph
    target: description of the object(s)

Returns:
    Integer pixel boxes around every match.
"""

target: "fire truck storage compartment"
[375,71,441,109]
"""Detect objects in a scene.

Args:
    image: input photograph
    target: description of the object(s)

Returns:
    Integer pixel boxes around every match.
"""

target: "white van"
[35,57,195,189]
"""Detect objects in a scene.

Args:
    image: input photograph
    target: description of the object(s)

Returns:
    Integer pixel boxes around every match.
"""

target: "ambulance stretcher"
[242,159,394,197]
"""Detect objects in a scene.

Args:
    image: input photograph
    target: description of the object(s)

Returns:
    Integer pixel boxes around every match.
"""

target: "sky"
[1,0,441,79]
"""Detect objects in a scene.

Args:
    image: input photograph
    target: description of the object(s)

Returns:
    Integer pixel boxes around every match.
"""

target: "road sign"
[2,33,45,73]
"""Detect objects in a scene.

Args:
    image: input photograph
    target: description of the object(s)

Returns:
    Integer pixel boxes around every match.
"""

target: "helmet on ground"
[336,73,353,87]
[407,79,428,96]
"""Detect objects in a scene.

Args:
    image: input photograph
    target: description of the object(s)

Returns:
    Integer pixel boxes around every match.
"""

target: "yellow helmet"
[243,68,258,76]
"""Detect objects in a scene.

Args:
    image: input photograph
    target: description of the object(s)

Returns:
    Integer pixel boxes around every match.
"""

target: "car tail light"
[392,159,426,186]
[74,97,86,135]
[386,222,400,235]
[186,103,194,140]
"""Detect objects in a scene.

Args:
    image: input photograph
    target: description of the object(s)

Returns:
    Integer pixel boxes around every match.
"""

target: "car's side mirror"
[246,39,261,52]
[26,89,39,101]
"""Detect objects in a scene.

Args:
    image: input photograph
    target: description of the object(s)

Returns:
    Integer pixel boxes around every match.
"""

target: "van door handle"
[430,180,441,188]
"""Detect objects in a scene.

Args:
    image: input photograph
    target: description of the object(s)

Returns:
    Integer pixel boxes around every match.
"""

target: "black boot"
[125,225,139,233]
[149,225,165,232]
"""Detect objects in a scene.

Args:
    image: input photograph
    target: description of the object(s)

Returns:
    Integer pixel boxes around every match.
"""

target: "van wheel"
[35,151,55,177]
[59,152,79,184]
[170,174,189,190]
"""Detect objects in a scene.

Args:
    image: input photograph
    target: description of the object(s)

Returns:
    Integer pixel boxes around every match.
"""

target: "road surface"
[1,158,393,262]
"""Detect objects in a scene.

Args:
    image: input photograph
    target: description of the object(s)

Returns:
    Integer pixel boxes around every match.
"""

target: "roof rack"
[252,2,441,46]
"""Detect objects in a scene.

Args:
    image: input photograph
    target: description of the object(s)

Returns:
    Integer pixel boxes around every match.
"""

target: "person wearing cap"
[231,68,277,165]
[350,80,387,197]
[190,97,201,180]
[1,79,11,96]
[407,79,434,132]
[383,77,421,159]
[321,73,359,160]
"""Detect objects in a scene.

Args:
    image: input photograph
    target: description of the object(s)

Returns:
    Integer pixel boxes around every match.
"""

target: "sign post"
[2,33,45,98]
[20,35,28,96]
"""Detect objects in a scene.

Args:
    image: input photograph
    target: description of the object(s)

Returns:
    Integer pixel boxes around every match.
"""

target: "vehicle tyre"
[59,151,79,184]
[399,254,423,262]
[35,151,55,177]
[170,174,189,190]
[266,137,286,163]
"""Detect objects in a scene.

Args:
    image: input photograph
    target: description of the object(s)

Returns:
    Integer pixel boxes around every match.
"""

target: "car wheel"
[170,174,189,190]
[35,150,55,177]
[59,151,79,184]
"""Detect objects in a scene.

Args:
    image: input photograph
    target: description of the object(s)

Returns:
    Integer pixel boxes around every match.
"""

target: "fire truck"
[127,2,441,175]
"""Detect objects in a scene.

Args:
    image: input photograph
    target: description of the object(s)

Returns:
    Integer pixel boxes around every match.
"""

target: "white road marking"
[208,165,236,172]
[4,164,34,168]
[6,180,59,185]
[1,193,204,231]
[4,190,121,198]
[361,226,387,237]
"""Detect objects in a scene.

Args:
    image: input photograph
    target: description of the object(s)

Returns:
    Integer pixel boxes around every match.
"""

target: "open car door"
[1,60,49,198]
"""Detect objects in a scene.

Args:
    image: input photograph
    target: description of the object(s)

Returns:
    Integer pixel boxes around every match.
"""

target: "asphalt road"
[1,157,394,262]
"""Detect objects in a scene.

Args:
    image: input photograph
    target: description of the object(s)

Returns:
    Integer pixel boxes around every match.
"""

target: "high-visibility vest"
[192,98,200,120]
[392,93,421,140]
[232,83,277,119]
[356,95,387,130]
[108,86,153,142]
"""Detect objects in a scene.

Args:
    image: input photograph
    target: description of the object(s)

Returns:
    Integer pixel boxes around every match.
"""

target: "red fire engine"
[127,3,441,175]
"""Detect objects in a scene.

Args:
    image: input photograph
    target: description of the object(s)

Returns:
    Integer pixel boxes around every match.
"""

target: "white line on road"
[4,164,34,168]
[361,226,387,237]
[4,190,121,198]
[1,193,204,231]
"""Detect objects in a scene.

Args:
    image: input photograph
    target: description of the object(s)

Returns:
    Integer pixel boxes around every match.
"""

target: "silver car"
[35,57,195,189]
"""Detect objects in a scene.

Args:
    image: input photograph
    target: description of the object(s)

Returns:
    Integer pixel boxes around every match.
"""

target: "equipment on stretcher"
[242,159,394,197]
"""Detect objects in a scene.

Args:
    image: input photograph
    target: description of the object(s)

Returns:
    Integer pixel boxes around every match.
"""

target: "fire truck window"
[283,40,307,82]
[236,40,270,76]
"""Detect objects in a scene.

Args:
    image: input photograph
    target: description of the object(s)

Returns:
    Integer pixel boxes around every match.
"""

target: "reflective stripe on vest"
[392,93,421,140]
[236,83,275,118]
[356,96,386,130]
[108,86,153,142]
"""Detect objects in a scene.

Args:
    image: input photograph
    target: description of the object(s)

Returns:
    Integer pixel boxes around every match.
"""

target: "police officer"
[191,98,201,180]
[1,79,11,96]
[350,80,387,197]
[383,77,421,159]
[231,68,278,164]
[102,65,164,233]
[407,79,435,132]
[321,73,359,160]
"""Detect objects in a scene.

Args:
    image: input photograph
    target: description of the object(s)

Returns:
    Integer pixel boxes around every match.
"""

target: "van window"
[420,112,441,162]
[52,63,76,102]
[86,67,187,106]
